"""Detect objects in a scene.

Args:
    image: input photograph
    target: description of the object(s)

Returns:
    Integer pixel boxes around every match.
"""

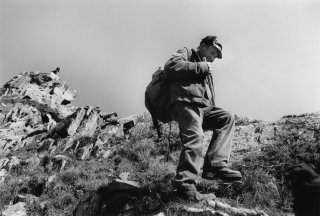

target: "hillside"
[0,71,319,216]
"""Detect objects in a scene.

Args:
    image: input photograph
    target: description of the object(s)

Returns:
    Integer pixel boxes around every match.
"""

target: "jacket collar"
[191,49,202,62]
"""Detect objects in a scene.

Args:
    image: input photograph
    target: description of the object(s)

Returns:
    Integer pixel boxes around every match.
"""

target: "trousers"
[170,102,235,191]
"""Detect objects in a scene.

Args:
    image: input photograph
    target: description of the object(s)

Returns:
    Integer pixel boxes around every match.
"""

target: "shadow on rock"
[74,179,174,216]
[287,164,320,216]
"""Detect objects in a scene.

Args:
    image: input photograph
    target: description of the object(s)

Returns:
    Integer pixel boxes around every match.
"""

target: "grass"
[1,112,319,215]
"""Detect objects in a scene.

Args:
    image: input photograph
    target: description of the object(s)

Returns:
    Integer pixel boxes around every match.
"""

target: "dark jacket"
[164,47,215,107]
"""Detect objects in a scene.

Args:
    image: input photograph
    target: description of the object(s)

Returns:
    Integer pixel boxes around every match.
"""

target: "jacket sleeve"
[164,47,209,82]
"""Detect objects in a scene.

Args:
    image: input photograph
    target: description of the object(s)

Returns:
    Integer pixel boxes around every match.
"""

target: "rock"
[0,70,79,155]
[42,154,70,172]
[45,174,57,189]
[208,200,269,216]
[119,172,130,181]
[76,144,94,160]
[0,158,9,169]
[119,115,139,135]
[109,179,140,191]
[37,139,56,154]
[52,154,70,171]
[1,71,138,157]
[1,156,20,171]
[42,106,101,152]
[1,202,27,216]
[96,124,123,146]
[153,213,166,216]
[3,71,77,119]
[14,194,39,206]
[181,207,228,216]
[91,144,110,159]
[0,169,8,184]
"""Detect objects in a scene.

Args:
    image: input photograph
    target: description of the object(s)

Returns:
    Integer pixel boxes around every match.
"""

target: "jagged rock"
[76,144,94,160]
[42,154,70,172]
[0,103,46,155]
[1,202,27,216]
[14,194,39,206]
[0,156,20,171]
[0,71,78,155]
[37,138,57,155]
[91,144,110,159]
[119,115,139,135]
[0,169,8,184]
[1,71,139,157]
[2,71,77,118]
[0,158,9,169]
[95,124,123,146]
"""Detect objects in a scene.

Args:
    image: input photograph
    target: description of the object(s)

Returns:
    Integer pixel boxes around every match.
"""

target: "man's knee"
[180,130,204,144]
[225,111,235,125]
[217,110,234,126]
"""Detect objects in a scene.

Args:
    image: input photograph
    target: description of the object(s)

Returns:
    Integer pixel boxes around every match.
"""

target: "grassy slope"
[1,112,319,215]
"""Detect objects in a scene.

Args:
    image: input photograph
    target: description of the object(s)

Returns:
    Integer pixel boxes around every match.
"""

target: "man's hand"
[203,57,213,75]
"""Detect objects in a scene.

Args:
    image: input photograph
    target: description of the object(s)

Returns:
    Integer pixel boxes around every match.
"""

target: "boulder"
[0,71,78,155]
[1,202,27,216]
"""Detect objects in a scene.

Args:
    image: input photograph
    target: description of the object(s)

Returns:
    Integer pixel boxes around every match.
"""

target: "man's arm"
[164,47,210,82]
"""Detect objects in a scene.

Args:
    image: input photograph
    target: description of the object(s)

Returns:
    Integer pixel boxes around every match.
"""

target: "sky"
[1,0,320,121]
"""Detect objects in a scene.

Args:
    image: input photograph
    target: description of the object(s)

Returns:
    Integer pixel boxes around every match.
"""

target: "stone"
[76,144,93,160]
[0,157,9,169]
[109,179,140,191]
[153,213,165,216]
[52,154,70,171]
[180,207,228,216]
[91,145,110,159]
[45,174,57,189]
[37,139,55,153]
[1,202,27,216]
[14,194,39,206]
[7,156,20,171]
[0,169,8,184]
[119,172,130,181]
[119,115,139,134]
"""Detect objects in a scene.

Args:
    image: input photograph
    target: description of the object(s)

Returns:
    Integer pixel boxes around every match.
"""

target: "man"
[164,35,242,201]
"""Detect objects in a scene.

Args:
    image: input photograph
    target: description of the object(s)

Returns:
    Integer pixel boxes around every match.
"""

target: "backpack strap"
[151,113,162,138]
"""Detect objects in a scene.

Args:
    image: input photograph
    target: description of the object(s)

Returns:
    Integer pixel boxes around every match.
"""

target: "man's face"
[199,45,219,62]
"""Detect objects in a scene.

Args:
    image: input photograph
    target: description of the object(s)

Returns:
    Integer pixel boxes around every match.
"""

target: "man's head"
[197,35,222,62]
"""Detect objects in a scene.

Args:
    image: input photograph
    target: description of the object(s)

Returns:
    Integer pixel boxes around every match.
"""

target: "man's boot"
[202,167,242,181]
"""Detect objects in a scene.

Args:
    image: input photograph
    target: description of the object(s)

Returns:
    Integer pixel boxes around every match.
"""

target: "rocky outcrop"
[0,70,137,157]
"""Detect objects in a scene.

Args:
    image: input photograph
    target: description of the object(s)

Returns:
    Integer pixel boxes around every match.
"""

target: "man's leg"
[202,106,242,181]
[171,102,215,201]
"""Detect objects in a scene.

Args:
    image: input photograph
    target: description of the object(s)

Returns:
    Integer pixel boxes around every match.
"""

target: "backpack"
[145,67,171,137]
